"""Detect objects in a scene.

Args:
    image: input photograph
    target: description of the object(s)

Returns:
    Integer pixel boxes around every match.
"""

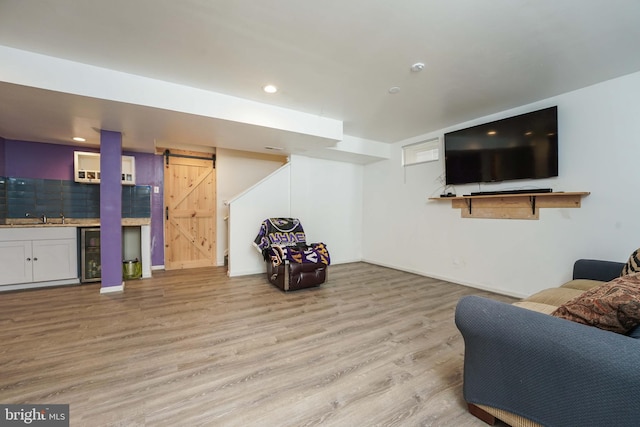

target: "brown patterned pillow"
[621,248,640,276]
[551,273,640,334]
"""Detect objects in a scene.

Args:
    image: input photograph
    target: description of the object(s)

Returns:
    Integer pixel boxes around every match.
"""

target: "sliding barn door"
[164,150,216,270]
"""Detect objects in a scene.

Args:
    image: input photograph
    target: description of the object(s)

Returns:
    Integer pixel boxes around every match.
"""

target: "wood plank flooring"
[0,262,515,426]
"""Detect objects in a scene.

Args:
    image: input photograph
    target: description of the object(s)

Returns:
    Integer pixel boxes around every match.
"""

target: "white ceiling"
[1,0,640,161]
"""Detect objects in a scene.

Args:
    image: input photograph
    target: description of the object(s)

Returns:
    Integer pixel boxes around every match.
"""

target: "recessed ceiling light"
[411,62,425,72]
[263,84,278,94]
[487,131,497,135]
[388,86,401,94]
[73,137,86,142]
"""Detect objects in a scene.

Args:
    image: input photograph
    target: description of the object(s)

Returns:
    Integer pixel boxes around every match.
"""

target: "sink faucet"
[60,213,65,224]
[40,213,47,224]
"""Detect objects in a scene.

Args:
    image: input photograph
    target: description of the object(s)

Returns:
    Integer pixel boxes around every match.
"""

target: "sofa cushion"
[523,287,585,307]
[551,273,640,334]
[560,279,604,291]
[512,301,558,314]
[621,248,640,276]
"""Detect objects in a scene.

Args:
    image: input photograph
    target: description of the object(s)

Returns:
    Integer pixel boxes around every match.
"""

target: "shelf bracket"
[529,196,536,215]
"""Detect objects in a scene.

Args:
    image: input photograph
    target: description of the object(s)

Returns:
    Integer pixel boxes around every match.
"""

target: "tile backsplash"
[0,176,151,220]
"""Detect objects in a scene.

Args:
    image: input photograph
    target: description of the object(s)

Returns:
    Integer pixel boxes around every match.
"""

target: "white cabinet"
[74,151,136,185]
[0,228,78,288]
[0,240,32,285]
[32,239,78,282]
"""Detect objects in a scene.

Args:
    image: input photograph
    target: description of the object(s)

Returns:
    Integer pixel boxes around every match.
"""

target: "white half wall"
[216,148,287,266]
[363,71,640,298]
[228,165,291,277]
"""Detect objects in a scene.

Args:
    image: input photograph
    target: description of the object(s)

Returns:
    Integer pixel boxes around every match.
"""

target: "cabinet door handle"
[26,257,31,261]
[33,257,38,261]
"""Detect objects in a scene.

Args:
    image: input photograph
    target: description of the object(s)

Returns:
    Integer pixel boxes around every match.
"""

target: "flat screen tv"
[444,106,558,185]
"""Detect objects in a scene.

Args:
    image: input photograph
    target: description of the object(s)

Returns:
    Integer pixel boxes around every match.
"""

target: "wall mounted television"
[444,106,558,185]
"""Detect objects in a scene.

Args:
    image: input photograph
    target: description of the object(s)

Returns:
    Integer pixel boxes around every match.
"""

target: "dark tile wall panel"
[132,186,152,217]
[0,177,151,220]
[0,177,6,219]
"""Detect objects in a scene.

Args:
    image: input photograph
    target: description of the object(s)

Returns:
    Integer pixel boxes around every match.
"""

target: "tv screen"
[444,106,558,185]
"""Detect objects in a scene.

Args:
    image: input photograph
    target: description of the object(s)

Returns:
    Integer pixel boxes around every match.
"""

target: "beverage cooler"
[78,227,143,283]
[79,228,101,282]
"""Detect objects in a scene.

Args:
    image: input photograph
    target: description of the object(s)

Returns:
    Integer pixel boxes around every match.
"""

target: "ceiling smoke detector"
[411,62,425,72]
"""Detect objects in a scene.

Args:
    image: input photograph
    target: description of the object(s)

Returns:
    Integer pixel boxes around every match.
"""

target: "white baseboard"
[228,268,265,277]
[100,282,125,294]
[0,278,80,292]
[361,258,526,299]
[331,258,363,265]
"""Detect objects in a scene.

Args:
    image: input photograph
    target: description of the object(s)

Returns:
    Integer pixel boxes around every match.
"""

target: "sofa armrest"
[573,258,624,281]
[455,295,640,427]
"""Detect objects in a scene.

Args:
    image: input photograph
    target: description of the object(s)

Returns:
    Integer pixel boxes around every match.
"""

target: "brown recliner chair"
[253,218,330,291]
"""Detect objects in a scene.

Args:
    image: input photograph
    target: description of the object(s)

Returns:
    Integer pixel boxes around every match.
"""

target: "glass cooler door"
[80,228,101,282]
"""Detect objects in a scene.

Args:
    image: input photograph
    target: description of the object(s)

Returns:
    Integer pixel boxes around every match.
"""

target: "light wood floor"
[0,262,515,426]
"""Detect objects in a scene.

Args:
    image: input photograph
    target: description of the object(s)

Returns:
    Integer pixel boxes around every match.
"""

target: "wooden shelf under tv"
[429,191,590,220]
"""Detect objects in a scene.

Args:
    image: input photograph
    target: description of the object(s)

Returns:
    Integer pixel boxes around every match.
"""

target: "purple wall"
[133,152,165,266]
[100,131,123,289]
[0,137,5,176]
[5,140,80,179]
[1,139,164,267]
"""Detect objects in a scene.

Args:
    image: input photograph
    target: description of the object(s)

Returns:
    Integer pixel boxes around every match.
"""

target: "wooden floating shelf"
[429,192,590,220]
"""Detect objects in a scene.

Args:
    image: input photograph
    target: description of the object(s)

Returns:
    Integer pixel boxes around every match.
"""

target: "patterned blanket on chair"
[253,218,306,252]
[269,243,330,267]
[253,218,331,266]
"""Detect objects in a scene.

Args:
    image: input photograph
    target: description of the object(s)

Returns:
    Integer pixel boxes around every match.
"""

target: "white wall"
[216,148,287,265]
[290,155,363,264]
[363,71,640,298]
[227,155,364,276]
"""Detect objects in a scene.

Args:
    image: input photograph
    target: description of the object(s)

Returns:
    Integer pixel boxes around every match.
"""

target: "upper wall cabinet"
[74,151,136,185]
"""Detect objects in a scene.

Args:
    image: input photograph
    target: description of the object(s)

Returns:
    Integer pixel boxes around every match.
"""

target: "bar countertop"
[0,218,151,228]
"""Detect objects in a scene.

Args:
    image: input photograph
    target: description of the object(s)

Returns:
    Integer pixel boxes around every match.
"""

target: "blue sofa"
[455,259,640,426]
